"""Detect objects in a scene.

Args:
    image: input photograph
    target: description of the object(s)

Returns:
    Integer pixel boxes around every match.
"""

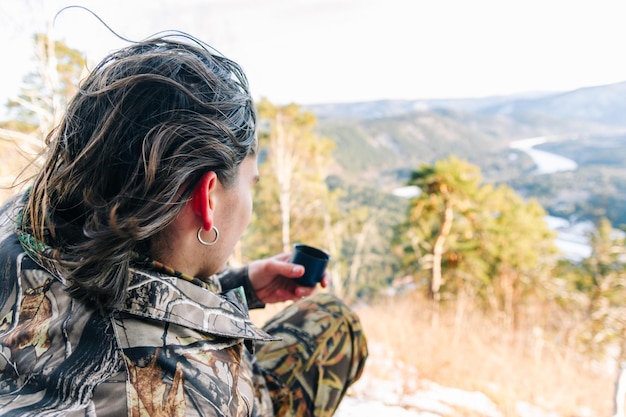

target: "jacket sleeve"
[218,266,266,309]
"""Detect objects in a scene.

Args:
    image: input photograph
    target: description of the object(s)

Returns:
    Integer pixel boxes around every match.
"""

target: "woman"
[0,34,367,416]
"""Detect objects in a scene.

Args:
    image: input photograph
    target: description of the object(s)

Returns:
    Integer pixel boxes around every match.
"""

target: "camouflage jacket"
[0,202,277,416]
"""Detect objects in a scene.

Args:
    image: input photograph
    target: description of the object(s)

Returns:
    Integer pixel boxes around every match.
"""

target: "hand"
[248,252,330,304]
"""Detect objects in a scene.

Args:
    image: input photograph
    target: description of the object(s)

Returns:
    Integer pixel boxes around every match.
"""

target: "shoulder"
[0,251,123,415]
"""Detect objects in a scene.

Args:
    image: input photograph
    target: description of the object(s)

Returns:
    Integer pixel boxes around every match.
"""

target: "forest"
[1,33,625,416]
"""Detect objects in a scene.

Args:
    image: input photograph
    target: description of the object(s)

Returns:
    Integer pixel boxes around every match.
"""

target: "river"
[510,137,590,261]
[392,138,591,262]
[509,136,578,174]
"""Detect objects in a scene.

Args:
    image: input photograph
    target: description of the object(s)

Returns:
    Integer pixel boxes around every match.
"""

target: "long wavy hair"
[21,34,257,312]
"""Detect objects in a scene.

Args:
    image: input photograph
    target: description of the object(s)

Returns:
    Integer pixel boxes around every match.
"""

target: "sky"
[1,0,626,106]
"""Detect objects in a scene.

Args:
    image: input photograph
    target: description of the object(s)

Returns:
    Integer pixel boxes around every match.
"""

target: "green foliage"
[396,156,559,326]
[399,156,485,299]
[241,99,337,259]
[477,186,559,325]
[570,218,626,358]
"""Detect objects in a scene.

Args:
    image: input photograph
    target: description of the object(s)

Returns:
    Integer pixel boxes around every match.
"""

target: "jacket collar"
[121,268,278,342]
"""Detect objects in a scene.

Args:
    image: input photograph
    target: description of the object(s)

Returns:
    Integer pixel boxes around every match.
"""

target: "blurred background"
[1,1,626,416]
[2,0,626,106]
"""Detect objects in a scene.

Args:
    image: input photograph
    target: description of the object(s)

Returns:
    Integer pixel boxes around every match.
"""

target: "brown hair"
[22,34,257,312]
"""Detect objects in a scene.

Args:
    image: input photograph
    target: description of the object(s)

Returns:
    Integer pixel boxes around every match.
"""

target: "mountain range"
[304,80,626,226]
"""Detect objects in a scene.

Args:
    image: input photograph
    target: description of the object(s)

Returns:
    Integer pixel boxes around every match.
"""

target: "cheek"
[234,189,253,229]
[243,193,253,226]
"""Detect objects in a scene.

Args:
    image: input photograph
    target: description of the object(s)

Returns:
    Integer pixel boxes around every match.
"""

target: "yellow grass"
[251,292,616,417]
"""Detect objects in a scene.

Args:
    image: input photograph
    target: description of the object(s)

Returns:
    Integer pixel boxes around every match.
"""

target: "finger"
[319,276,328,288]
[294,286,315,298]
[317,271,330,288]
[274,260,304,278]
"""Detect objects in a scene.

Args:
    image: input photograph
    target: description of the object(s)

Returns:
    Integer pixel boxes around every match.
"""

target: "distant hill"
[306,80,626,126]
[305,93,551,120]
[305,80,626,226]
[480,81,626,126]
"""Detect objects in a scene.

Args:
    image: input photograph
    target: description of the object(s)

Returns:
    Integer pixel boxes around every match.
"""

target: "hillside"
[480,81,626,126]
[306,80,626,227]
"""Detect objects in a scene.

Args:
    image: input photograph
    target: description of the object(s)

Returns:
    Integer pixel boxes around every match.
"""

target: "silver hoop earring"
[197,226,219,246]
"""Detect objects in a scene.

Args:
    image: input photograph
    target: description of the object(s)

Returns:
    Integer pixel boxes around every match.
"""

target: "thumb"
[277,260,304,278]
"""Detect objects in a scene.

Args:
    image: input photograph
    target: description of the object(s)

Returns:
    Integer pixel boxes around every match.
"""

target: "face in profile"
[200,154,259,273]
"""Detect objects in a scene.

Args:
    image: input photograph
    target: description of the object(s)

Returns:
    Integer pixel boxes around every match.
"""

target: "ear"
[191,172,218,231]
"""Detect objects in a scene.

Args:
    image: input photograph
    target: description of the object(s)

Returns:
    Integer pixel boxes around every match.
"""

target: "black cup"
[290,244,330,287]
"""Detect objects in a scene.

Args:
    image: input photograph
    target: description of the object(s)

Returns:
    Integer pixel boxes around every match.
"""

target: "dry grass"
[251,292,616,417]
[353,293,614,417]
[0,140,38,203]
